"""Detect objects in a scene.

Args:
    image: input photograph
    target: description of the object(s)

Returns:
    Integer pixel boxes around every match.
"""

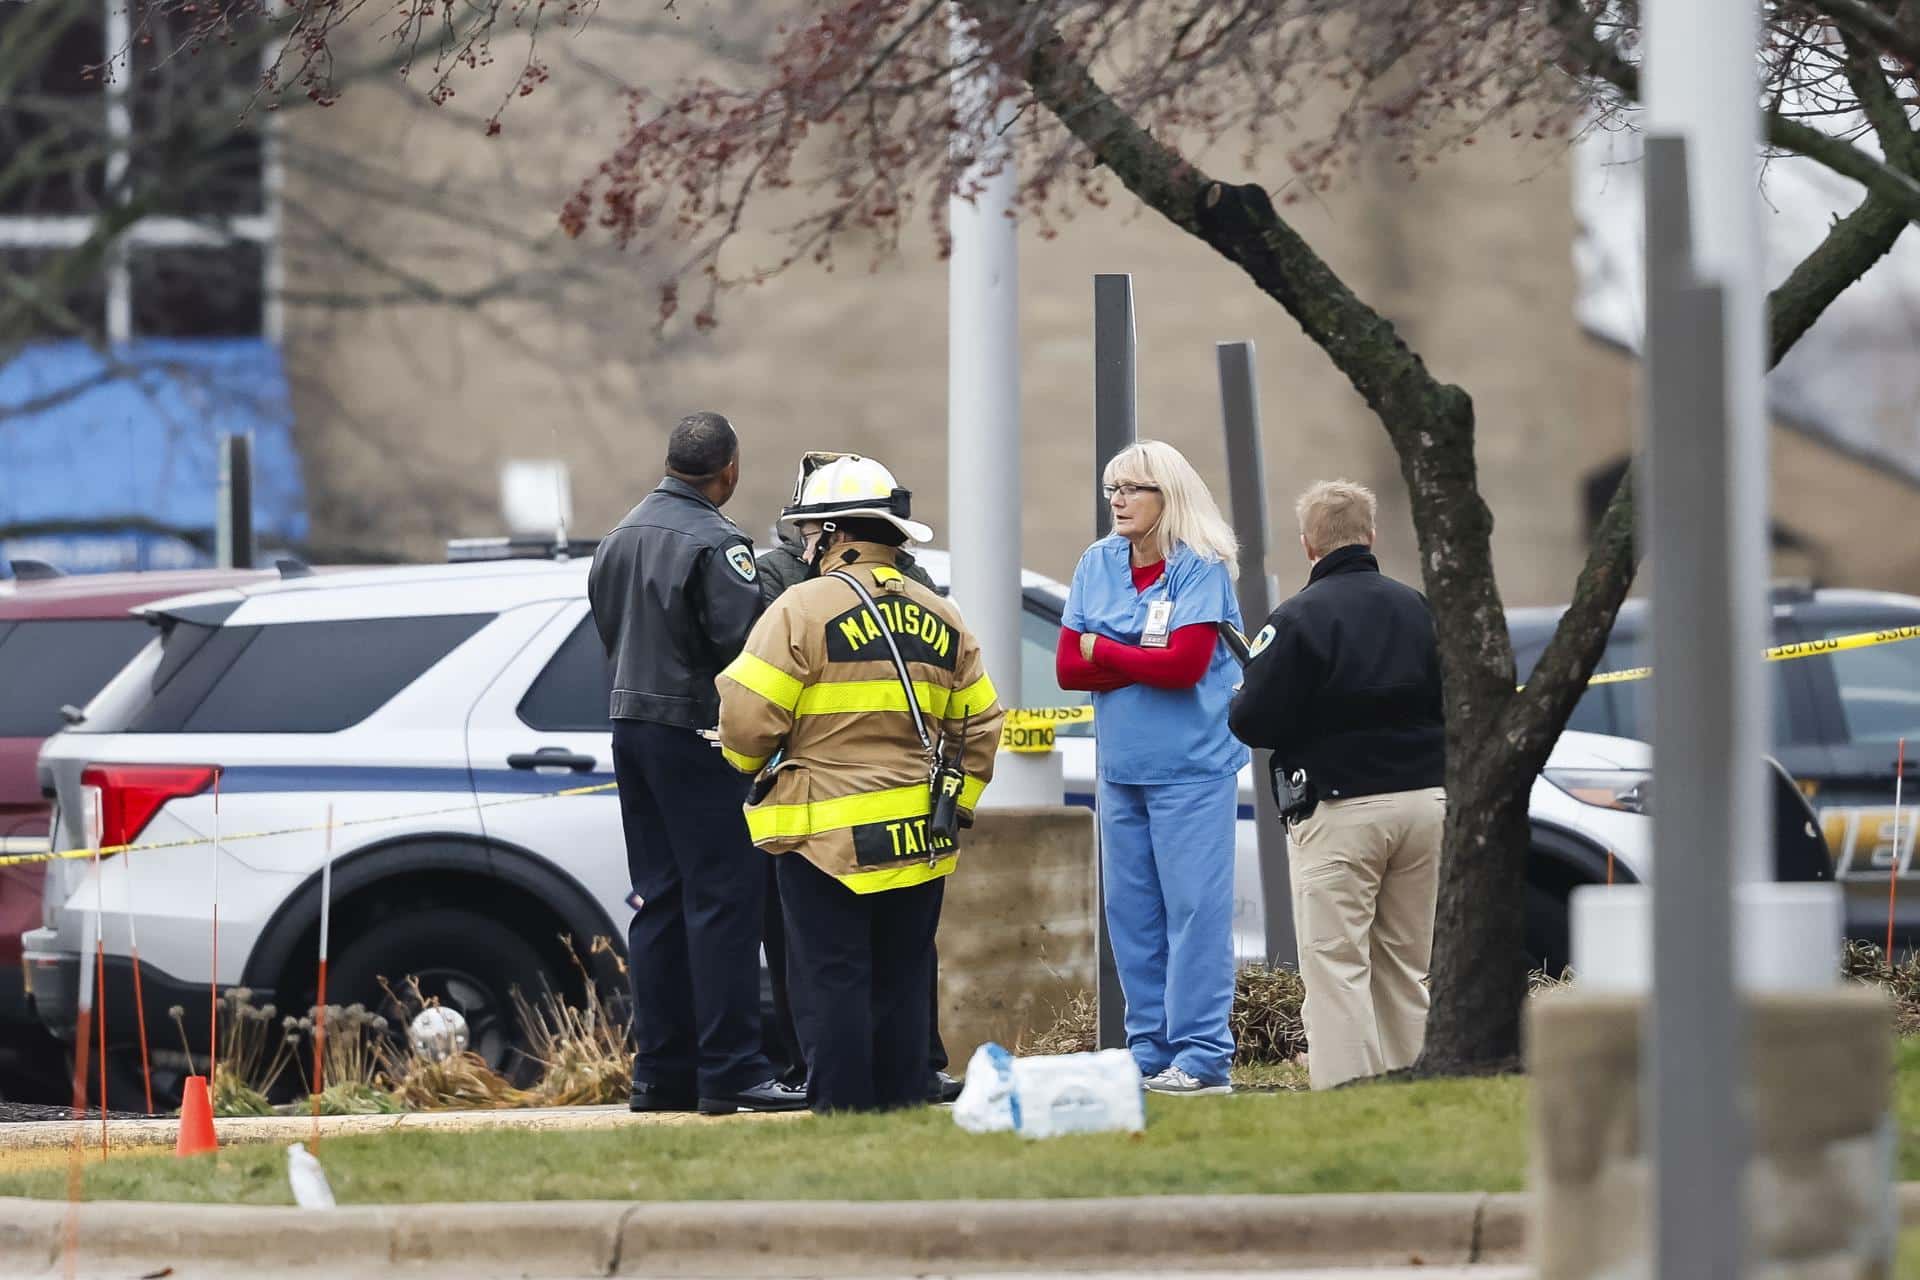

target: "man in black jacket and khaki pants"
[588,411,805,1116]
[1228,480,1446,1091]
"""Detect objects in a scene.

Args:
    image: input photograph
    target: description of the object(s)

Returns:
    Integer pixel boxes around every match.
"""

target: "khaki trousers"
[1288,787,1445,1090]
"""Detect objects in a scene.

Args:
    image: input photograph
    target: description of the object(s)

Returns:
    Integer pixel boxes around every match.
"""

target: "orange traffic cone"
[176,1075,217,1157]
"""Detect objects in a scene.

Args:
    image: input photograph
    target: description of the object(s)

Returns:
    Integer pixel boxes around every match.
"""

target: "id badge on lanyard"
[1141,598,1174,649]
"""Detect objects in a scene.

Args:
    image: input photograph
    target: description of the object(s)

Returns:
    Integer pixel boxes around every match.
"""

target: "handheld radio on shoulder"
[1218,622,1252,667]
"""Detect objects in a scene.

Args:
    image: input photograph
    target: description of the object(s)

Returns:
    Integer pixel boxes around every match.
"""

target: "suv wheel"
[329,908,550,1086]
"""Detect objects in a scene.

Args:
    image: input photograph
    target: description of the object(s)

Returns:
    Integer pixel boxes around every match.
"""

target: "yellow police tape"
[1579,624,1920,686]
[0,781,620,870]
[995,623,1920,752]
[12,624,1919,865]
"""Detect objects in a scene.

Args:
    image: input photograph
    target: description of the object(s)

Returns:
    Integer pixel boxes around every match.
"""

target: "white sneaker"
[1144,1066,1232,1096]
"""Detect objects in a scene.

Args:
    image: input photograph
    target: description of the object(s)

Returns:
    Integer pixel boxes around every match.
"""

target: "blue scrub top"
[1062,537,1251,786]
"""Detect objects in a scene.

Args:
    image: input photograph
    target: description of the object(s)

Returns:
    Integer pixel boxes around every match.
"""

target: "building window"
[0,0,280,345]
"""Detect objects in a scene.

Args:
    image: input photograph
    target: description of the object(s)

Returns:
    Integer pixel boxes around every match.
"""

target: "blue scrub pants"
[1097,774,1238,1083]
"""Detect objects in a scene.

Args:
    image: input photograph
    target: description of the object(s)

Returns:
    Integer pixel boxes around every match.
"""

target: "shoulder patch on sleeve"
[1248,624,1275,657]
[726,544,758,582]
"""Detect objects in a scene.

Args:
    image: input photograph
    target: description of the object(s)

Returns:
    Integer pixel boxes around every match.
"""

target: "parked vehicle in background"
[0,564,296,1101]
[1510,584,1918,947]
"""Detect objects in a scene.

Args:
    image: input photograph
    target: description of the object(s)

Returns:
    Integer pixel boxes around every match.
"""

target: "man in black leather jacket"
[587,411,804,1116]
[1227,479,1446,1092]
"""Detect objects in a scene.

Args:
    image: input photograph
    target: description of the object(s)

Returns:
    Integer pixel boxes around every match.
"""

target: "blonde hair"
[1295,480,1376,557]
[1103,440,1239,578]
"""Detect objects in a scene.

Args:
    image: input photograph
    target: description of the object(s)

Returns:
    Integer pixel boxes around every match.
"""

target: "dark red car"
[0,565,288,1098]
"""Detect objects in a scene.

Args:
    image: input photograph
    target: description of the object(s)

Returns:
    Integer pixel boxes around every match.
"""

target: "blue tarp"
[0,338,308,575]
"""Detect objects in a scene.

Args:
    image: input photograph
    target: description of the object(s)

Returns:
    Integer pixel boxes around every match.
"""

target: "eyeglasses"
[1102,483,1161,500]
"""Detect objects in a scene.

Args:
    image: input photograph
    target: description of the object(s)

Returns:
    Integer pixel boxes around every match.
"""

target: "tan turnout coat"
[716,542,1004,893]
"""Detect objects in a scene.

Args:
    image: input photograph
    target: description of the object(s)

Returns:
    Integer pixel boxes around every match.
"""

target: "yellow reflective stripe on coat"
[959,775,986,809]
[747,783,933,842]
[840,854,958,895]
[795,679,951,717]
[721,746,767,774]
[720,652,804,711]
[949,673,998,719]
[791,673,999,720]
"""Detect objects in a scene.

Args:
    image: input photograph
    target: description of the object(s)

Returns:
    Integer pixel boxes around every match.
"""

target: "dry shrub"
[513,937,633,1107]
[1843,941,1920,1036]
[169,988,299,1116]
[380,976,531,1110]
[1017,990,1096,1056]
[1231,964,1308,1065]
[312,1081,405,1115]
[1528,968,1574,997]
[1019,968,1308,1066]
[390,1051,531,1110]
[285,1002,402,1112]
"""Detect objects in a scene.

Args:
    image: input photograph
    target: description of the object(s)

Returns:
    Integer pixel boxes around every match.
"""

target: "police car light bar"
[447,535,601,564]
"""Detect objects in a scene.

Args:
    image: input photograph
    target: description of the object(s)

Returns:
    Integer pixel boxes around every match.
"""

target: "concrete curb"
[0,1185,1908,1275]
[0,1192,1515,1276]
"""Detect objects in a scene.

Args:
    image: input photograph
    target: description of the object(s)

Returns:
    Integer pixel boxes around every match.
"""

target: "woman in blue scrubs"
[1057,441,1248,1095]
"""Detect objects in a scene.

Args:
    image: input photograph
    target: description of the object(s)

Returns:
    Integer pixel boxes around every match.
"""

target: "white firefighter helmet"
[781,451,848,515]
[778,454,934,544]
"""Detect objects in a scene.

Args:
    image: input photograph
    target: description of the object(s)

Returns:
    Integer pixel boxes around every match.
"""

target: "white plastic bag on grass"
[952,1042,1146,1139]
[1009,1048,1145,1139]
[952,1042,1016,1133]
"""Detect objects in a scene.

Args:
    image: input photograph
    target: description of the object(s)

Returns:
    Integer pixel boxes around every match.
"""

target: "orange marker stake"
[210,767,222,1089]
[1891,737,1907,974]
[311,804,335,1146]
[64,911,100,1280]
[95,937,107,1155]
[125,847,153,1113]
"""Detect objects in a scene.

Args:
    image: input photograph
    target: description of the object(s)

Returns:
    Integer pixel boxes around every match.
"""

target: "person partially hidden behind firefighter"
[754,453,962,1104]
[719,455,1004,1112]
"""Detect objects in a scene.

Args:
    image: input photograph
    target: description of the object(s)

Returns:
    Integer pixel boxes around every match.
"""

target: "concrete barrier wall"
[1528,987,1894,1279]
[936,806,1096,1063]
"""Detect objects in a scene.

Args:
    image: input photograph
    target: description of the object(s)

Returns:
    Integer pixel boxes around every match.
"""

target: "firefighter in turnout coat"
[718,456,1003,1112]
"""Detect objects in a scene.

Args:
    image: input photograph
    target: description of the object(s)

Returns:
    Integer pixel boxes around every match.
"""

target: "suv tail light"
[80,764,217,853]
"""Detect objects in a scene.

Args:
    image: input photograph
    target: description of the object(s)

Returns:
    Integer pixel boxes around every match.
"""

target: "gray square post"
[1215,341,1296,968]
[1091,273,1137,1050]
[217,433,254,569]
[1642,133,1746,1278]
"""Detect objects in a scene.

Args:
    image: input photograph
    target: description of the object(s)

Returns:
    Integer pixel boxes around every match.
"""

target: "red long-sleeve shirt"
[1054,556,1217,692]
[1057,625,1217,691]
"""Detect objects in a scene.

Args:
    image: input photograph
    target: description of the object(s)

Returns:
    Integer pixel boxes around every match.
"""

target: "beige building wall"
[278,20,1918,610]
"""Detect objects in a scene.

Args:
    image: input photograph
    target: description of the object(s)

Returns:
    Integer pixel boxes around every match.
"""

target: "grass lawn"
[2,1040,1916,1207]
[0,1070,1523,1205]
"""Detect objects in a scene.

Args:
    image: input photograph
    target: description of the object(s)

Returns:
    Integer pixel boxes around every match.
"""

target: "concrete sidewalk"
[50,1269,1532,1280]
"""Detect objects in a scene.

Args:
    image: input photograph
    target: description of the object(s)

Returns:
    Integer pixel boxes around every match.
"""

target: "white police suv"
[23,543,1694,1102]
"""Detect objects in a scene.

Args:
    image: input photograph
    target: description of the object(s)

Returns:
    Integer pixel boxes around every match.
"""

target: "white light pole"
[1646,0,1769,891]
[948,6,1057,805]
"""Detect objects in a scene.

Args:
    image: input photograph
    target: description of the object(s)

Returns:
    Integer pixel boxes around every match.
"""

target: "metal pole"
[1093,275,1137,535]
[1216,342,1295,968]
[947,11,1021,718]
[1090,273,1137,1050]
[1642,134,1745,1280]
[217,434,254,569]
